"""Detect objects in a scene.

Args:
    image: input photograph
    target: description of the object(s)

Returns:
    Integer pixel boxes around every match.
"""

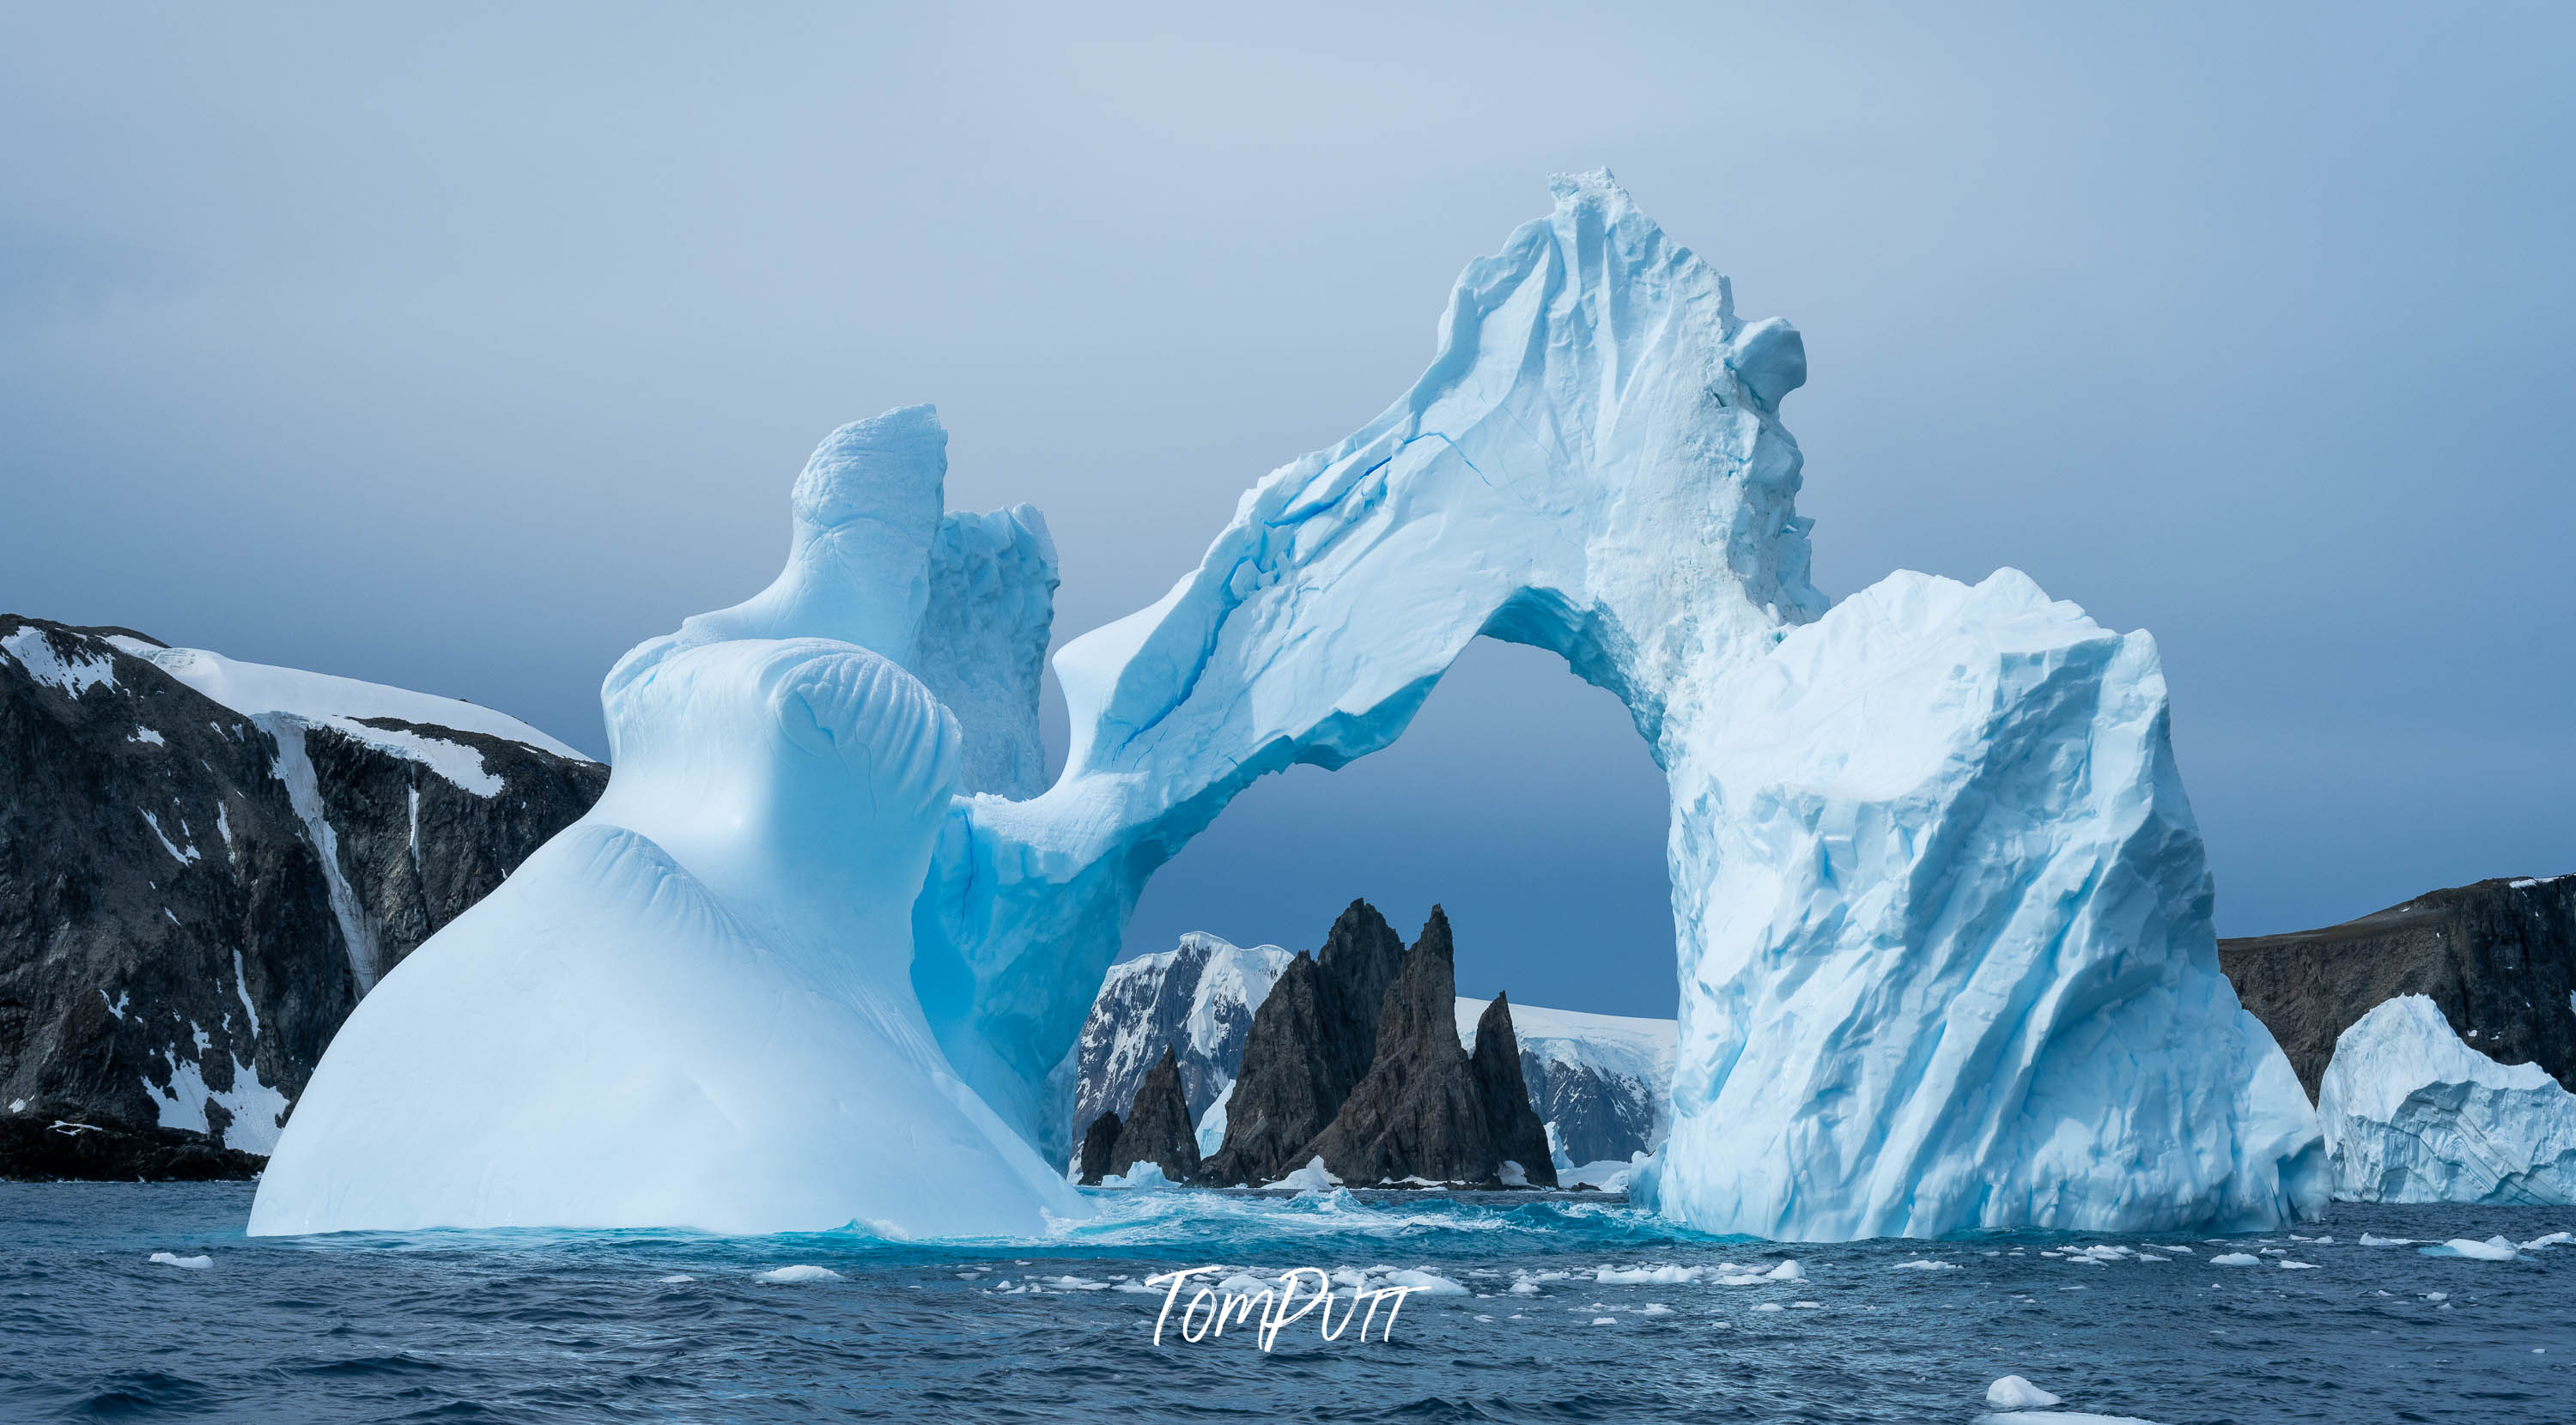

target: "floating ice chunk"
[2420,1236,2519,1260]
[1097,1161,1176,1190]
[1751,1302,1784,1313]
[658,1274,696,1283]
[2522,1232,2573,1251]
[1382,1269,1468,1295]
[1267,1156,1343,1192]
[1041,1276,1111,1291]
[1640,1303,1674,1316]
[1978,1415,2167,1425]
[1893,1258,1960,1270]
[1987,1377,2062,1409]
[1763,1259,1804,1282]
[2211,1253,2261,1266]
[2358,1234,2415,1246]
[1593,1316,1617,1325]
[1509,1278,1541,1295]
[1789,1300,1820,1308]
[756,1265,844,1283]
[148,1252,211,1270]
[2277,1260,2319,1269]
[1596,1264,1705,1284]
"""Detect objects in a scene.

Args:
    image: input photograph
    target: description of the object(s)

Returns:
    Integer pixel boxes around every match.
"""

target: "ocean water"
[1,1184,2569,1423]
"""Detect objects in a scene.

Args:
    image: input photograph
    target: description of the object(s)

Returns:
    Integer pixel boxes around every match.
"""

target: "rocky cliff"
[2220,875,2576,1101]
[0,616,605,1179]
[1093,1046,1202,1184]
[1301,907,1558,1187]
[1199,900,1407,1187]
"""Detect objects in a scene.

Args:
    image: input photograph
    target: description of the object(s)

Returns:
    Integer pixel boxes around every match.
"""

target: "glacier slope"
[2319,994,2576,1204]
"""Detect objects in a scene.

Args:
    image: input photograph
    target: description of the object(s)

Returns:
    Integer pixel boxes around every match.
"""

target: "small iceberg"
[755,1264,844,1283]
[2418,1236,2520,1260]
[148,1252,211,1270]
[1987,1377,2062,1409]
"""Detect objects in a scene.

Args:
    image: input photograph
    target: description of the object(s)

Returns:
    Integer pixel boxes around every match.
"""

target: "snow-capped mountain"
[0,615,604,1179]
[1068,922,1679,1177]
[1455,996,1675,1167]
[1068,931,1295,1159]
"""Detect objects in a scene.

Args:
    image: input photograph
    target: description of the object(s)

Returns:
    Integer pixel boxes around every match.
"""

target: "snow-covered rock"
[1455,997,1674,1165]
[0,615,602,1179]
[1068,933,1294,1159]
[2318,994,2576,1204]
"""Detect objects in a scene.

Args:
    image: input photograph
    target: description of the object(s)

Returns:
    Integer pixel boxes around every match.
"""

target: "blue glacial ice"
[2319,993,2576,1205]
[252,170,2324,1239]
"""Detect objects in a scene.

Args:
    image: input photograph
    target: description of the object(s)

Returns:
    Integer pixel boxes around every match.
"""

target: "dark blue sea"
[1,1183,2568,1423]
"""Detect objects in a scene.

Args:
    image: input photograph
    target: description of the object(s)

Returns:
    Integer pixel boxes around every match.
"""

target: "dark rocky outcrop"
[1200,900,1407,1186]
[1075,1109,1122,1185]
[1300,907,1555,1186]
[1102,1046,1202,1183]
[0,1114,268,1182]
[2220,875,2576,1101]
[0,615,605,1179]
[1469,993,1558,1185]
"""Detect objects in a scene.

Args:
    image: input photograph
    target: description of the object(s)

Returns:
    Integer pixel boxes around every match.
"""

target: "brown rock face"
[2219,875,2576,1101]
[1104,1046,1201,1183]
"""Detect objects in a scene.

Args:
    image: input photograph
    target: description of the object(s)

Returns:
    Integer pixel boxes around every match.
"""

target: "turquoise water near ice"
[3,1182,2571,1422]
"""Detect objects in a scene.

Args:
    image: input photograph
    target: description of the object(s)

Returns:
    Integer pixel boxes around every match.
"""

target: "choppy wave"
[3,1182,2572,1423]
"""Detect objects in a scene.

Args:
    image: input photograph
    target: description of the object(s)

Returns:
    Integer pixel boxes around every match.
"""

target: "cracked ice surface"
[252,172,2324,1240]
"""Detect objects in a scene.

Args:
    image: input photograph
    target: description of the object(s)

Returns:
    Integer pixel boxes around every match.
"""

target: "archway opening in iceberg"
[1118,634,1677,1020]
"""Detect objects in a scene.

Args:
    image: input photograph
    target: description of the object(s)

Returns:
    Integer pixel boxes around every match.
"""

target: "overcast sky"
[4,3,2569,1016]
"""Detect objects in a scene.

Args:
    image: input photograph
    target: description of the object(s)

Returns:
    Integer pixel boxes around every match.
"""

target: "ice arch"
[912,172,2323,1236]
[254,172,2324,1240]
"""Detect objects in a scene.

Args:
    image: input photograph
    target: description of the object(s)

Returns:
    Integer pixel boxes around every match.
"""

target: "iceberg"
[256,170,2321,1240]
[2318,993,2576,1204]
[250,411,1083,1236]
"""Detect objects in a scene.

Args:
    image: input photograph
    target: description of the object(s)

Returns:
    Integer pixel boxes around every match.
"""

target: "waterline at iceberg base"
[252,172,2324,1240]
[27,1182,2573,1425]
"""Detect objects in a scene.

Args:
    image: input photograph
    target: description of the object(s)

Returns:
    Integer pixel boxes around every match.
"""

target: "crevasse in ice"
[252,171,2324,1239]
